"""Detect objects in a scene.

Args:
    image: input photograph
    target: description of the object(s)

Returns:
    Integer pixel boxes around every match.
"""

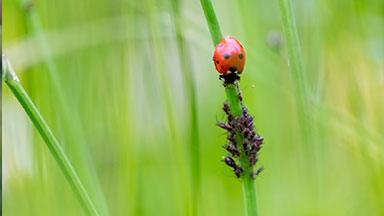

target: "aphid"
[254,136,264,146]
[227,132,236,143]
[224,156,237,168]
[223,103,230,115]
[245,118,254,129]
[238,93,243,101]
[213,36,246,83]
[217,122,233,131]
[235,117,245,128]
[242,128,251,137]
[234,167,243,178]
[250,167,264,179]
[255,166,264,176]
[223,156,243,178]
[224,144,240,157]
[249,153,258,165]
[227,115,235,126]
[243,141,250,155]
[242,107,248,116]
[250,142,260,153]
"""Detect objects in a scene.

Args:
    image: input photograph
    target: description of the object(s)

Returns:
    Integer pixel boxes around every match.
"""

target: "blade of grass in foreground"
[18,0,109,215]
[17,1,109,214]
[278,1,315,158]
[2,56,100,216]
[198,1,259,216]
[278,0,320,210]
[170,0,201,215]
[278,0,310,132]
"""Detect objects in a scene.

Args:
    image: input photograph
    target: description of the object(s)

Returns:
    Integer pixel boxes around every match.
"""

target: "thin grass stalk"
[278,0,311,135]
[2,56,99,216]
[144,1,188,214]
[198,1,259,215]
[170,0,201,215]
[278,0,319,208]
[199,0,223,45]
[278,0,308,100]
[17,1,109,214]
[278,0,315,169]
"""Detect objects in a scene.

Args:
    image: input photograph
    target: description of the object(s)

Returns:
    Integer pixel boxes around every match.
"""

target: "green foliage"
[2,0,384,215]
[3,57,100,216]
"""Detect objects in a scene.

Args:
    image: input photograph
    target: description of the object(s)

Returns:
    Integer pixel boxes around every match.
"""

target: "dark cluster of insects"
[218,101,264,179]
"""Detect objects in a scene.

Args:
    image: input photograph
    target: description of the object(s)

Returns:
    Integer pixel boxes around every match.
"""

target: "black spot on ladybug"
[216,61,220,64]
[239,54,244,59]
[223,53,230,59]
[229,67,237,72]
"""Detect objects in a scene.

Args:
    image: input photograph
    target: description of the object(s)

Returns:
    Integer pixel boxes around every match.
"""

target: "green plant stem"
[278,0,315,158]
[198,0,258,215]
[199,0,223,45]
[278,0,318,206]
[278,0,310,122]
[242,175,258,216]
[18,1,109,214]
[225,84,243,116]
[226,83,258,216]
[2,56,99,216]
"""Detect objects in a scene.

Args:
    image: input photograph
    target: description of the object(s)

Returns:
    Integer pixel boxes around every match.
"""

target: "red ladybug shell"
[213,36,246,75]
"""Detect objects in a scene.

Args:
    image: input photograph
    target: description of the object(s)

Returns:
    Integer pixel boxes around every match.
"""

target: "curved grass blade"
[2,56,100,216]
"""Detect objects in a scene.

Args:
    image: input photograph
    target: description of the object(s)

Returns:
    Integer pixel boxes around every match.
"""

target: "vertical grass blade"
[278,0,309,121]
[143,1,188,214]
[16,1,110,214]
[278,0,315,171]
[2,56,100,216]
[198,1,259,215]
[278,0,319,209]
[170,0,201,215]
[199,0,223,45]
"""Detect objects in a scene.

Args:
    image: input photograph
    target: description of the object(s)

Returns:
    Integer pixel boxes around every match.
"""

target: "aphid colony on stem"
[218,103,264,179]
[213,36,264,179]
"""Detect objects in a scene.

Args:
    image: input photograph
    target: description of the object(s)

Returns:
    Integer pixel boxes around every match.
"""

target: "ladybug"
[213,36,246,83]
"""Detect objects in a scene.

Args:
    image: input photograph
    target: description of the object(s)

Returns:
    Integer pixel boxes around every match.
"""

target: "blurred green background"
[2,0,384,215]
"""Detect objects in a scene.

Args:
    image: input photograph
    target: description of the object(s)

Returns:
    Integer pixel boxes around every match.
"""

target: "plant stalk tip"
[2,55,19,82]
